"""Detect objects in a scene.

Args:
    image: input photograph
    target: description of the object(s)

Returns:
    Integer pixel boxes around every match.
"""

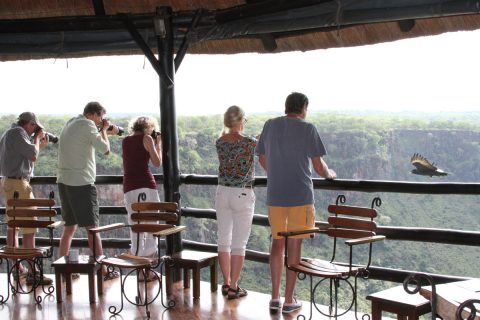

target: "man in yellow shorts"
[256,92,337,314]
[0,112,53,285]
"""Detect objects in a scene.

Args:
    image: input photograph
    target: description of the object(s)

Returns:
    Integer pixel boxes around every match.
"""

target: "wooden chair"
[279,195,385,319]
[89,193,185,318]
[0,191,63,304]
[404,273,480,320]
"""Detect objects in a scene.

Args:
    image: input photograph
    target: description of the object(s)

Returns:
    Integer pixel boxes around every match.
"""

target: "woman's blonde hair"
[223,105,244,128]
[128,116,159,134]
[220,105,245,136]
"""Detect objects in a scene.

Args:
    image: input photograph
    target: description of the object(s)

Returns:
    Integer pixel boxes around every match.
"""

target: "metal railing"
[1,174,479,285]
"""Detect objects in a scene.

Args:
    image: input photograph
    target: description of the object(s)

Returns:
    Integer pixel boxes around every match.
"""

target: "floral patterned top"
[216,136,257,187]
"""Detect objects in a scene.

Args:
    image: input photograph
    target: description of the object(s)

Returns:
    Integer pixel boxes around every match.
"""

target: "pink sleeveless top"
[122,134,156,193]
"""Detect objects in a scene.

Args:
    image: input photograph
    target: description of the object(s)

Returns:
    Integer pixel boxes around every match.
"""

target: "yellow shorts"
[268,204,315,239]
[1,178,36,234]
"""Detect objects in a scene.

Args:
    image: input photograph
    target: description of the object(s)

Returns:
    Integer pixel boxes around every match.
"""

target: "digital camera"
[108,125,124,136]
[151,130,161,139]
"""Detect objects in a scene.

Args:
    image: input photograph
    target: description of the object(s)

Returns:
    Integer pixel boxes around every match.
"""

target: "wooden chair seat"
[101,253,159,269]
[289,258,364,278]
[101,257,156,269]
[0,245,50,253]
[0,246,47,258]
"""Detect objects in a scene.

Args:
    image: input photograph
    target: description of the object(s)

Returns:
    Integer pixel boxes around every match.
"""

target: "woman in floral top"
[215,105,256,300]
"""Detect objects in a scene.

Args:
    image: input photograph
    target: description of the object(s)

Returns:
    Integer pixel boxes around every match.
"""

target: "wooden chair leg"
[55,271,63,303]
[210,261,217,292]
[183,268,190,289]
[97,267,103,295]
[66,273,72,295]
[193,267,200,299]
[88,269,95,303]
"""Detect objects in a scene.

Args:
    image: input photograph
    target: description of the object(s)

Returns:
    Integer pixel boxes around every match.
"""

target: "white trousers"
[214,185,255,256]
[124,188,161,257]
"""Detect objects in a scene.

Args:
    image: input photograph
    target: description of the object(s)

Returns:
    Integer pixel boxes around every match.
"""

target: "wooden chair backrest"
[130,201,179,223]
[131,224,179,234]
[6,197,57,229]
[327,204,378,239]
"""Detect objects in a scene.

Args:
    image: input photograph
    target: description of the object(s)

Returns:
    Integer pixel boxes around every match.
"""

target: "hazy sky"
[1,29,479,117]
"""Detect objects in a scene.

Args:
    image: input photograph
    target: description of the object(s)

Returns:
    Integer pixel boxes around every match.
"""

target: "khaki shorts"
[268,204,315,239]
[1,178,36,234]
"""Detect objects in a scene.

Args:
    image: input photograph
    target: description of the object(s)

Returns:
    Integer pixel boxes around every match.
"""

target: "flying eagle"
[410,153,448,177]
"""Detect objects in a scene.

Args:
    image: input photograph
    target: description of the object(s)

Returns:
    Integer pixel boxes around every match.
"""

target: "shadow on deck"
[0,273,368,320]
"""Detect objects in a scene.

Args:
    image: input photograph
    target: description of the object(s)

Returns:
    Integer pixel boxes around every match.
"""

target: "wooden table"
[52,255,103,304]
[366,285,431,320]
[165,250,217,299]
[420,279,480,320]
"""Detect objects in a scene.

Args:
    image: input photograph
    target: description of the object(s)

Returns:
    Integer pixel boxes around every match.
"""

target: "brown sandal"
[227,286,247,300]
[103,270,120,281]
[221,284,230,296]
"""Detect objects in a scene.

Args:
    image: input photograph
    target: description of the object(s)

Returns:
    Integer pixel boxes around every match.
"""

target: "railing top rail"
[23,175,480,195]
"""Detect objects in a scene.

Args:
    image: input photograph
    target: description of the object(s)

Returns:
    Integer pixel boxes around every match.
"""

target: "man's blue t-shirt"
[255,116,327,206]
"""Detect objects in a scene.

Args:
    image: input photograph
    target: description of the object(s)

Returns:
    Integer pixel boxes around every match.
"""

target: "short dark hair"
[285,92,308,114]
[83,101,106,116]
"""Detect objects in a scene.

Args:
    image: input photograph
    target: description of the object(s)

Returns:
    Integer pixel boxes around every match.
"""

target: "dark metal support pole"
[156,6,183,255]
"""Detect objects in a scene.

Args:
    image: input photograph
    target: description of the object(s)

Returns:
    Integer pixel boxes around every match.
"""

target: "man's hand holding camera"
[33,127,49,149]
[101,119,124,136]
[100,118,112,133]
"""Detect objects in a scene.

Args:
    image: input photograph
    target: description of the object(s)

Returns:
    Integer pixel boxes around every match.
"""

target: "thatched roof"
[1,0,480,61]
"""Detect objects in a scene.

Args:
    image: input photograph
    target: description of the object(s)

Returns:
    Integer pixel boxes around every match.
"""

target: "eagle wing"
[411,153,438,171]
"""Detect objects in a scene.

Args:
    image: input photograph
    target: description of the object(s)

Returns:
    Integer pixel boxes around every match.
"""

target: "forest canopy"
[0,111,479,311]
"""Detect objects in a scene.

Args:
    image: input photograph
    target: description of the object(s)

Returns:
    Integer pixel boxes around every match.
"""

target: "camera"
[107,125,124,136]
[46,132,59,143]
[151,130,161,140]
[34,127,58,143]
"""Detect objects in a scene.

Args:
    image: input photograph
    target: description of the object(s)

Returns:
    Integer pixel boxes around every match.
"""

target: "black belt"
[7,176,27,180]
[244,185,254,189]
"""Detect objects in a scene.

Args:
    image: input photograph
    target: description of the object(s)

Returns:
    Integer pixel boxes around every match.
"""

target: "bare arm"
[31,128,48,162]
[99,119,111,155]
[312,156,336,180]
[143,134,162,167]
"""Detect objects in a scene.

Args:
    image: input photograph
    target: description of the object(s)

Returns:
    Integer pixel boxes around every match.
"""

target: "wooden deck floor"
[0,273,366,319]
